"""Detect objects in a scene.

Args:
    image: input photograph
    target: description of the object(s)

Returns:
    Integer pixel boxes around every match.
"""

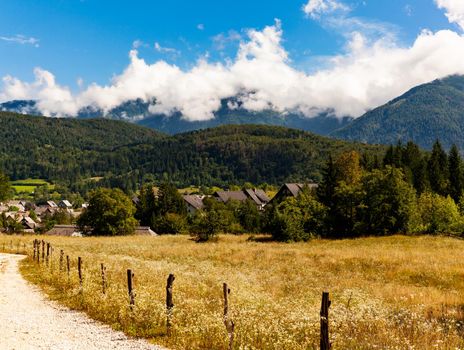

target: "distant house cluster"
[0,200,78,234]
[181,183,317,215]
[1,182,317,236]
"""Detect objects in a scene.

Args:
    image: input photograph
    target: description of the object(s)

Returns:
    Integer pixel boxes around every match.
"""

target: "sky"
[0,0,464,120]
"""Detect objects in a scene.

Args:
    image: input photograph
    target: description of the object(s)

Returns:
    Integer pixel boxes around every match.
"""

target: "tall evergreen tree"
[428,140,449,196]
[448,144,463,202]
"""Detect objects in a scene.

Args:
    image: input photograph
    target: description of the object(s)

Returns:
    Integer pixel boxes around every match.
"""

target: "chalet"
[6,200,25,212]
[58,200,73,209]
[270,183,318,204]
[46,225,82,237]
[214,189,271,209]
[46,200,58,208]
[20,216,37,232]
[134,226,157,236]
[183,195,205,215]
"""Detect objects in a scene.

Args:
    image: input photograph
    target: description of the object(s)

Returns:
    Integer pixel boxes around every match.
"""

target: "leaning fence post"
[101,263,107,294]
[127,269,135,309]
[223,283,235,350]
[166,273,175,335]
[320,292,331,350]
[78,257,83,288]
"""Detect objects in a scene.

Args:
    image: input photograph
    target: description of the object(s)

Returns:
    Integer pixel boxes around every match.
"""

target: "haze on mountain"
[2,0,464,139]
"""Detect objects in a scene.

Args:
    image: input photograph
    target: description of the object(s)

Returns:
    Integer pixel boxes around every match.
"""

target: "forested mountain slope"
[0,112,384,189]
[332,75,464,150]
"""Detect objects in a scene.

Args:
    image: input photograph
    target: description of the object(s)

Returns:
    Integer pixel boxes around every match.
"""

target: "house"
[46,225,82,237]
[183,195,205,215]
[46,200,58,208]
[270,183,318,204]
[20,216,37,232]
[134,226,157,236]
[58,200,73,209]
[6,200,25,212]
[34,206,58,218]
[214,189,271,210]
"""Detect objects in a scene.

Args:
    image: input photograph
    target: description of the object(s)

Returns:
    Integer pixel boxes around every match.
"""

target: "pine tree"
[428,140,449,196]
[448,144,463,202]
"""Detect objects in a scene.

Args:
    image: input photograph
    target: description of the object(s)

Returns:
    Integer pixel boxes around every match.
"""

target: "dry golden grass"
[2,234,464,349]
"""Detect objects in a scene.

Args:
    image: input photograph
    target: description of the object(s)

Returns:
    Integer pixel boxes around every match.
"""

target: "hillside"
[332,75,464,150]
[0,98,352,136]
[0,112,383,190]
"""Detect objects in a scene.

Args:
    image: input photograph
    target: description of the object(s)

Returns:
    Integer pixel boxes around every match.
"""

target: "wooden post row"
[320,292,331,350]
[223,283,235,350]
[166,273,175,335]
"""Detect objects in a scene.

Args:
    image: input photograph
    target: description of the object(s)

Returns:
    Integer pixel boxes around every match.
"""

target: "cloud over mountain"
[2,2,464,121]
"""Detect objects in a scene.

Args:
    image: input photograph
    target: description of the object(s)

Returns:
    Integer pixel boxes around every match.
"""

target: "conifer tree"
[448,144,463,202]
[428,140,449,196]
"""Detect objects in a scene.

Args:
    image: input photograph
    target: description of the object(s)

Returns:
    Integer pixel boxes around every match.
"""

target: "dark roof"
[244,189,264,206]
[134,226,157,236]
[215,191,248,203]
[253,189,270,203]
[183,195,205,210]
[46,225,81,236]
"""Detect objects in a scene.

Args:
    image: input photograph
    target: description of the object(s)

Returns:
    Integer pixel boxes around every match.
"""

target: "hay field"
[1,234,464,349]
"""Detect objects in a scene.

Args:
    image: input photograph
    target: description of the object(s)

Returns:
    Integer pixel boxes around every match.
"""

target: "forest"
[0,111,383,194]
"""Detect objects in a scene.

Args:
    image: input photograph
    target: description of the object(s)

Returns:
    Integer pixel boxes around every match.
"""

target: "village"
[0,183,318,236]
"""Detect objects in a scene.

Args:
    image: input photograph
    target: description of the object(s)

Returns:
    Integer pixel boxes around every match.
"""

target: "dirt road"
[0,253,164,350]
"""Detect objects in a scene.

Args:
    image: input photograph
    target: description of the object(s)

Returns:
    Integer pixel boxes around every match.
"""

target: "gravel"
[0,253,165,350]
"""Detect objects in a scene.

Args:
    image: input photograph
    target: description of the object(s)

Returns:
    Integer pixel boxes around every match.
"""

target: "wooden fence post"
[46,243,50,266]
[78,257,83,288]
[33,240,37,260]
[223,283,235,350]
[41,240,45,263]
[66,255,70,280]
[320,292,331,350]
[101,263,106,294]
[23,242,26,254]
[166,273,175,335]
[127,269,135,309]
[59,250,64,272]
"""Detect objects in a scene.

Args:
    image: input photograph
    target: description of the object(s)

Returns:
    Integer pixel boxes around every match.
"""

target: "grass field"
[10,178,54,194]
[1,234,464,349]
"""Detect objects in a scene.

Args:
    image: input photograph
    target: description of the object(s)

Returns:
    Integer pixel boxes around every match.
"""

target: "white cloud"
[3,11,464,122]
[154,42,179,55]
[435,0,464,30]
[303,0,349,18]
[0,34,39,47]
[197,24,205,31]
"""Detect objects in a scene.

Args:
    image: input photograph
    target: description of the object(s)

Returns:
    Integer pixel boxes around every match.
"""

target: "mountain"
[0,98,352,136]
[0,111,383,191]
[332,75,464,150]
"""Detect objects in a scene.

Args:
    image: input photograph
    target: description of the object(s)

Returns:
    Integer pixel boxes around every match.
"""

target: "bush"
[411,192,464,234]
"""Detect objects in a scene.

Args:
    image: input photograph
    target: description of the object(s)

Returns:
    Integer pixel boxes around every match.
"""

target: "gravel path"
[0,253,165,350]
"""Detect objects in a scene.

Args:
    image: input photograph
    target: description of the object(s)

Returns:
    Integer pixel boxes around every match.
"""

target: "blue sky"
[0,0,455,87]
[0,0,463,120]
